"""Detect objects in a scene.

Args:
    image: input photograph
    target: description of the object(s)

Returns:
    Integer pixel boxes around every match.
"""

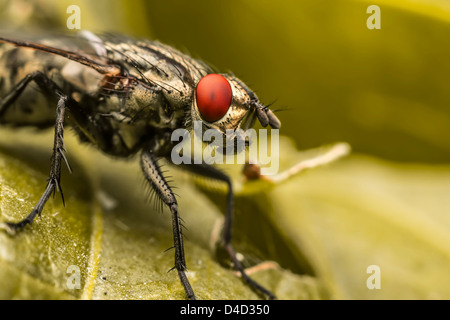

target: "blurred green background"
[3,0,450,162]
[0,0,449,300]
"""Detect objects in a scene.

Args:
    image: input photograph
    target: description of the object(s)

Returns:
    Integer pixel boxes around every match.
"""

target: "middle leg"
[140,149,195,300]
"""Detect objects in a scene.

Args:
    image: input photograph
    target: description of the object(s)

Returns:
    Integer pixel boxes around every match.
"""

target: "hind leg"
[0,71,72,234]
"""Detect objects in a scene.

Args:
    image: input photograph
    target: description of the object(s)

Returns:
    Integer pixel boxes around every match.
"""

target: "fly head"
[190,73,281,135]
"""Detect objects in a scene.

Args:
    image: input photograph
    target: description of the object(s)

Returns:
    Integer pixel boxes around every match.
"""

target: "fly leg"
[140,150,195,300]
[181,163,276,300]
[0,71,56,119]
[2,95,68,234]
[0,72,71,234]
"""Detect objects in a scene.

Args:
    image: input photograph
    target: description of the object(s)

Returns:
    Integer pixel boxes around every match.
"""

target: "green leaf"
[2,129,450,300]
[0,128,323,300]
[195,136,450,299]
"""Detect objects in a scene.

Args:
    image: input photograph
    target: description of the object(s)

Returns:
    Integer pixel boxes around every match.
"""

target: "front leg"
[140,149,195,300]
[181,163,276,300]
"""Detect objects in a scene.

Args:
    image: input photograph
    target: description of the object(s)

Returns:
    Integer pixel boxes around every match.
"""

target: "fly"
[0,31,280,300]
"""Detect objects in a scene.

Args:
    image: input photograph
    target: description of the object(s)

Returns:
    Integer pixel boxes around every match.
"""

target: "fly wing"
[0,32,119,76]
[0,31,124,125]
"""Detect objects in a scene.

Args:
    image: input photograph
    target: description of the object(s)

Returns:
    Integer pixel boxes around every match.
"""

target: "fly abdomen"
[0,32,212,156]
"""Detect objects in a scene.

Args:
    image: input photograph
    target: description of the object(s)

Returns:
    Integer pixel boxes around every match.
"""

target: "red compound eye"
[196,74,232,122]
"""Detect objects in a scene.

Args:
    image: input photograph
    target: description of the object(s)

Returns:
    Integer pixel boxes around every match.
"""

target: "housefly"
[0,31,280,300]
